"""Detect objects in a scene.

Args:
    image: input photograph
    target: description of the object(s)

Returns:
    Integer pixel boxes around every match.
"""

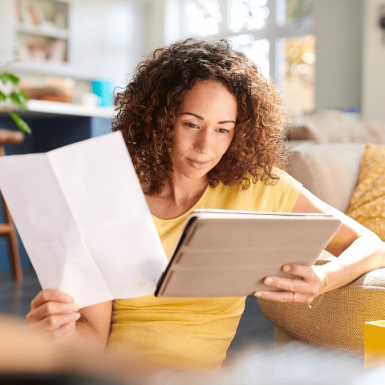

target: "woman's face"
[169,80,238,182]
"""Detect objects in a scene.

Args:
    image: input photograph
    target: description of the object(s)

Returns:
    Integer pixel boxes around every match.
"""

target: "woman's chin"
[173,166,211,182]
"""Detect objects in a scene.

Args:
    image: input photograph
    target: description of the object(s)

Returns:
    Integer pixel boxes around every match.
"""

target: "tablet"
[155,209,341,297]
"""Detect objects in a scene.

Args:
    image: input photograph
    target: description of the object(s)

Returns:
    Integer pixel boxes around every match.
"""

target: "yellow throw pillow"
[346,144,385,241]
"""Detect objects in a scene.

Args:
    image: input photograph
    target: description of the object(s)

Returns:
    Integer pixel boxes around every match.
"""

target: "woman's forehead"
[178,80,238,118]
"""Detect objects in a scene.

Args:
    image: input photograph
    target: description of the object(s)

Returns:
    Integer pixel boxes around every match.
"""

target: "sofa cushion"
[293,110,385,143]
[288,143,365,212]
[346,144,385,240]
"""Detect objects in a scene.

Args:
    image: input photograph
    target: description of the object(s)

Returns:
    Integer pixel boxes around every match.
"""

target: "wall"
[69,0,147,89]
[145,0,166,54]
[144,0,182,55]
[362,0,385,123]
[314,0,364,112]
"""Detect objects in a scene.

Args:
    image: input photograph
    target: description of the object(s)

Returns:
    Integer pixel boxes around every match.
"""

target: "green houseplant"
[0,71,31,135]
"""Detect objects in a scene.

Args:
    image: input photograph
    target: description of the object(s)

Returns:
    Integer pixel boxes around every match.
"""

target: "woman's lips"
[186,158,211,169]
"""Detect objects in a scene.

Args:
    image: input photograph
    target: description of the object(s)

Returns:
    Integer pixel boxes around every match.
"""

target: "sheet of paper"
[0,132,168,308]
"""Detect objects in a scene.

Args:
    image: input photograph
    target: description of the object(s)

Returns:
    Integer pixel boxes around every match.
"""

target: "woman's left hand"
[254,264,328,306]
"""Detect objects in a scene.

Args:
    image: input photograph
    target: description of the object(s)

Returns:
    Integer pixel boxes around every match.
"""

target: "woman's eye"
[217,128,230,134]
[184,122,199,129]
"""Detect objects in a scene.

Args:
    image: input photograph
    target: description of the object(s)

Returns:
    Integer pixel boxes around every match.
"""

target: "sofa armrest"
[258,265,385,353]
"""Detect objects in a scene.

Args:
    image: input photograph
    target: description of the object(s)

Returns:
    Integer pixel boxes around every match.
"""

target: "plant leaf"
[0,73,7,84]
[10,94,27,110]
[0,91,6,102]
[15,88,28,101]
[0,72,20,85]
[9,112,31,135]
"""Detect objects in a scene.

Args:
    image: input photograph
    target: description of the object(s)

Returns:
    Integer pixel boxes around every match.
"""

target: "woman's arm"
[27,289,112,350]
[254,187,385,305]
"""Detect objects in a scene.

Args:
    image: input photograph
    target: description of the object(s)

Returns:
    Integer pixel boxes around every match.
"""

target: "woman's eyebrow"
[181,112,235,124]
[181,112,204,120]
[218,120,236,125]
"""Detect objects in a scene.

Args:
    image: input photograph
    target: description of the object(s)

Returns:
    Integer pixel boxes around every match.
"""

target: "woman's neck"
[145,173,209,220]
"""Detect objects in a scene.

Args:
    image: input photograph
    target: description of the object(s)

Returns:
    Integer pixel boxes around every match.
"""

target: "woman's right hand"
[26,289,81,343]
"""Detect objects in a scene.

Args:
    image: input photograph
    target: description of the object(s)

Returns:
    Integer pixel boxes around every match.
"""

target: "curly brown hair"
[112,38,288,195]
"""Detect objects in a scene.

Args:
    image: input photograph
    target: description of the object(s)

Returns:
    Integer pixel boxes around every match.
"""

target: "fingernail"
[265,277,273,285]
[282,265,291,272]
[254,292,262,297]
[74,303,80,311]
[75,313,81,320]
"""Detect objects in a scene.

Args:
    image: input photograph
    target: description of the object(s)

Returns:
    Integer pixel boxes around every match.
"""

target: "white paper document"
[0,132,168,308]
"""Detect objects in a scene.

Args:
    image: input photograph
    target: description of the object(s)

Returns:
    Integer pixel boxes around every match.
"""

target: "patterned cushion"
[346,144,385,241]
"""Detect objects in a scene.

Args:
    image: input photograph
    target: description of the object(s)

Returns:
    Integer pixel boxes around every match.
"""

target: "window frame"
[180,0,315,88]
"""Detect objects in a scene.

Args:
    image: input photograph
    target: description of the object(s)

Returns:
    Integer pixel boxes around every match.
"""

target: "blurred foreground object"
[2,314,385,385]
[147,343,385,385]
[0,315,146,385]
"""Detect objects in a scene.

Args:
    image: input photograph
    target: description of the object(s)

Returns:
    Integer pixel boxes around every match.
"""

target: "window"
[184,0,222,36]
[182,0,315,114]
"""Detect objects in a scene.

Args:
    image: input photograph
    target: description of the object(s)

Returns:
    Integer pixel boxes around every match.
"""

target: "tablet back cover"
[155,210,341,297]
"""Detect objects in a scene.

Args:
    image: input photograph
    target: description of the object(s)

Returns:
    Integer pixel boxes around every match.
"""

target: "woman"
[27,39,385,371]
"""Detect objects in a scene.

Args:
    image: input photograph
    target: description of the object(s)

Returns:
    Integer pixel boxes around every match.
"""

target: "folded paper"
[0,132,168,308]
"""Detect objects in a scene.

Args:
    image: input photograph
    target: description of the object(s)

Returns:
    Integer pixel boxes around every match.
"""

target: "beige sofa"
[258,142,385,353]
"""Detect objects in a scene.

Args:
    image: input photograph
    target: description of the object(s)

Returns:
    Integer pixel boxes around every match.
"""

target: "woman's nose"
[194,130,210,154]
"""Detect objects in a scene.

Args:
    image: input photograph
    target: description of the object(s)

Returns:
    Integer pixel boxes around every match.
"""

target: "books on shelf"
[19,38,67,63]
[48,39,67,62]
[15,0,45,26]
[15,0,68,38]
[14,0,68,63]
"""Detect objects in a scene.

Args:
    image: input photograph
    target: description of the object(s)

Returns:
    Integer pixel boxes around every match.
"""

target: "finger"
[27,301,79,322]
[281,264,315,279]
[255,290,314,305]
[263,275,311,294]
[31,289,75,310]
[51,322,77,342]
[30,312,81,333]
[255,290,295,303]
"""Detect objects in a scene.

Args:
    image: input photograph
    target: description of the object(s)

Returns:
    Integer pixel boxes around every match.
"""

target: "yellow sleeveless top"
[108,169,301,370]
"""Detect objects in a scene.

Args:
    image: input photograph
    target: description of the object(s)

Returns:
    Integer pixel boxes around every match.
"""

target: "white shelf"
[11,61,100,80]
[26,100,115,118]
[17,23,68,40]
[1,100,115,119]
